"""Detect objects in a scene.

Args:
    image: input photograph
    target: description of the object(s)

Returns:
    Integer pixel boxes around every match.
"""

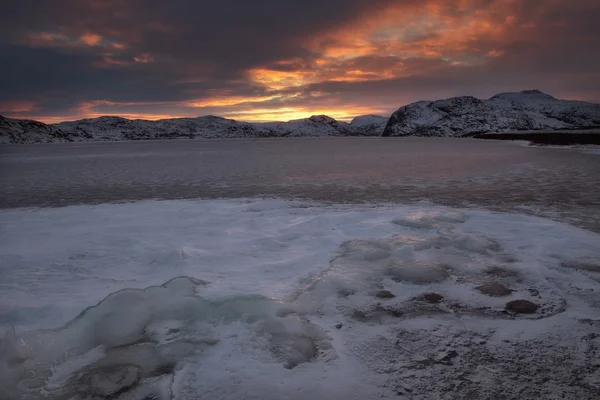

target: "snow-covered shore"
[1,199,599,399]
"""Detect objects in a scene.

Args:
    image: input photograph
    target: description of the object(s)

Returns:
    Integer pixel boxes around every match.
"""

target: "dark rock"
[375,305,403,318]
[351,310,370,322]
[476,282,513,297]
[337,288,355,297]
[505,299,539,314]
[335,323,343,330]
[435,350,459,365]
[375,290,396,299]
[388,262,450,284]
[486,265,520,278]
[561,260,600,272]
[78,365,141,397]
[351,306,403,323]
[423,293,444,303]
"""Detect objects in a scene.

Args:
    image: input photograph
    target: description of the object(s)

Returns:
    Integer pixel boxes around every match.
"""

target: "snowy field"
[1,199,600,399]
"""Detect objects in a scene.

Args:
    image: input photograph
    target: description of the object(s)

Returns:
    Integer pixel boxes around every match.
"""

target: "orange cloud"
[133,53,154,63]
[25,32,68,47]
[15,0,561,124]
[187,95,284,108]
[86,112,185,121]
[243,1,521,94]
[0,101,38,114]
[329,69,395,83]
[27,100,383,124]
[311,0,517,66]
[247,68,318,90]
[81,33,103,46]
[35,113,185,124]
[93,56,131,68]
[223,105,383,122]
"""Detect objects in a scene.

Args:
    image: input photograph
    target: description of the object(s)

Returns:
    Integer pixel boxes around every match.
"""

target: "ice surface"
[1,199,600,399]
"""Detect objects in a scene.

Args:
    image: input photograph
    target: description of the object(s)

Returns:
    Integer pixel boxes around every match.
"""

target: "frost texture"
[1,200,600,399]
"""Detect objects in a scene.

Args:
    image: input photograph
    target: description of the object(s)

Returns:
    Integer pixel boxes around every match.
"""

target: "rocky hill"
[1,114,385,144]
[383,90,600,137]
[350,115,388,136]
[256,115,360,137]
[382,90,600,137]
[4,90,599,143]
[54,115,276,141]
[0,115,81,144]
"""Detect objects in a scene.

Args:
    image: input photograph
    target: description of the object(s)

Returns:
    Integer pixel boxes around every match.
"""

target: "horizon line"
[2,113,391,125]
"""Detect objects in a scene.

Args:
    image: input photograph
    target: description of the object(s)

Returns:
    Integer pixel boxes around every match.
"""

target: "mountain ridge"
[0,113,384,143]
[383,90,600,137]
[2,90,600,143]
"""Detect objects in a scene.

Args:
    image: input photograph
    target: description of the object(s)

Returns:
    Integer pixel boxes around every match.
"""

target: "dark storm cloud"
[0,0,599,121]
[1,0,397,71]
[0,0,399,119]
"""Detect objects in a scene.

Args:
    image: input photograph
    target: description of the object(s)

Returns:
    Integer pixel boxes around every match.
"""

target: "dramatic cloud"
[1,0,599,122]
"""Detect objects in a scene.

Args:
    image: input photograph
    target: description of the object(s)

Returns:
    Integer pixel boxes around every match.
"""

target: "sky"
[1,0,599,123]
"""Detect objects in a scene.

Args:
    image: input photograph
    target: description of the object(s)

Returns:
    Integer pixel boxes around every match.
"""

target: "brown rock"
[476,282,513,297]
[351,306,403,323]
[486,265,520,278]
[423,293,444,303]
[505,299,539,314]
[375,305,403,318]
[375,290,396,299]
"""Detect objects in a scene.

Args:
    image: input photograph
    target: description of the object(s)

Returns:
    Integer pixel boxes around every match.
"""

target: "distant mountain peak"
[349,115,388,135]
[197,115,229,121]
[308,115,337,124]
[0,114,77,144]
[90,116,129,122]
[490,89,556,101]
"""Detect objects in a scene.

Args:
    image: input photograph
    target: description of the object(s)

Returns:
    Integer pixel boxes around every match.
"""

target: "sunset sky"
[1,0,599,123]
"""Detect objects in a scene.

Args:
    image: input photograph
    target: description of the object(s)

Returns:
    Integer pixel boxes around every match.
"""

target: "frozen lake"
[1,138,599,399]
[1,138,599,227]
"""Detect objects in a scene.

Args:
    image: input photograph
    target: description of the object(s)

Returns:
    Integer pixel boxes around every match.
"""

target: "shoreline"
[472,132,600,145]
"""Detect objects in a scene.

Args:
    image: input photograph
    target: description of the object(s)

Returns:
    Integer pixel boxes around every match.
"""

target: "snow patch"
[1,200,599,399]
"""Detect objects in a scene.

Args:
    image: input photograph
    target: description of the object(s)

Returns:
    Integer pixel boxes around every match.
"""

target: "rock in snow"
[383,90,600,137]
[476,282,513,297]
[505,299,540,314]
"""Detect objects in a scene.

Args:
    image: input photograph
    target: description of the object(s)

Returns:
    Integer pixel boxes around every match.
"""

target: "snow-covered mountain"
[4,90,598,143]
[383,90,600,137]
[54,115,277,141]
[0,115,82,144]
[256,115,361,137]
[350,115,388,136]
[1,113,386,143]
